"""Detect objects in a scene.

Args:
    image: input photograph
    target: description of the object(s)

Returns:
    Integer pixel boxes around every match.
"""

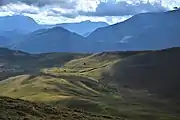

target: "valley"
[0,47,180,120]
[0,6,180,120]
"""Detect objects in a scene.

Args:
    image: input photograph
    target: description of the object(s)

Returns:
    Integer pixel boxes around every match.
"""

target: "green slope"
[0,48,180,119]
[0,48,88,80]
[105,47,180,99]
[1,73,179,120]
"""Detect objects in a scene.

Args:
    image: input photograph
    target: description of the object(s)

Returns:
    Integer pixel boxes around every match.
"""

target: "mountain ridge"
[86,9,180,51]
[56,20,108,36]
[1,9,180,53]
[12,27,86,53]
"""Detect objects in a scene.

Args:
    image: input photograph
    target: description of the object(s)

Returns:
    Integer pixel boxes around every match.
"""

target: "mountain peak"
[0,15,40,33]
[56,21,109,36]
[0,15,37,24]
[80,20,108,25]
[81,20,92,23]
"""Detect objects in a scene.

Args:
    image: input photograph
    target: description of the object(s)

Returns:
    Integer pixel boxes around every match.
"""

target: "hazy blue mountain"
[56,20,109,36]
[87,9,180,51]
[15,27,86,53]
[0,15,108,35]
[0,15,109,48]
[0,36,11,47]
[0,30,27,43]
[2,9,180,53]
[0,15,44,47]
[0,15,42,33]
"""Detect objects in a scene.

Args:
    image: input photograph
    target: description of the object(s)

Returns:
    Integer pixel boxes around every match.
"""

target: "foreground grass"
[0,96,122,120]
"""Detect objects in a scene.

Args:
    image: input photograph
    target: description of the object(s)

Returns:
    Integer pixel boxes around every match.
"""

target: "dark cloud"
[79,1,168,16]
[0,0,170,19]
[39,0,168,18]
[18,9,39,15]
[0,0,76,9]
[58,13,77,18]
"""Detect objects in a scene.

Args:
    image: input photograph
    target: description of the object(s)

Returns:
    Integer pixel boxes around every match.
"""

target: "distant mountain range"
[0,9,180,53]
[0,15,109,52]
[56,20,109,36]
[0,15,108,36]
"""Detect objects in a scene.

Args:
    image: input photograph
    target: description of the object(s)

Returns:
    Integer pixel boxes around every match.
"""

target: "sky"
[0,0,179,24]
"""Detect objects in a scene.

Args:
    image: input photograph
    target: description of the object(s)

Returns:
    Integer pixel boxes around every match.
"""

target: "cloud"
[79,0,168,16]
[0,3,78,18]
[25,12,126,25]
[0,0,77,9]
[0,0,180,24]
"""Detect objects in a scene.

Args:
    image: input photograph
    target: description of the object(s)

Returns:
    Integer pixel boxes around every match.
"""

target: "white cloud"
[80,0,167,16]
[0,0,180,24]
[76,0,99,12]
[25,13,113,24]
